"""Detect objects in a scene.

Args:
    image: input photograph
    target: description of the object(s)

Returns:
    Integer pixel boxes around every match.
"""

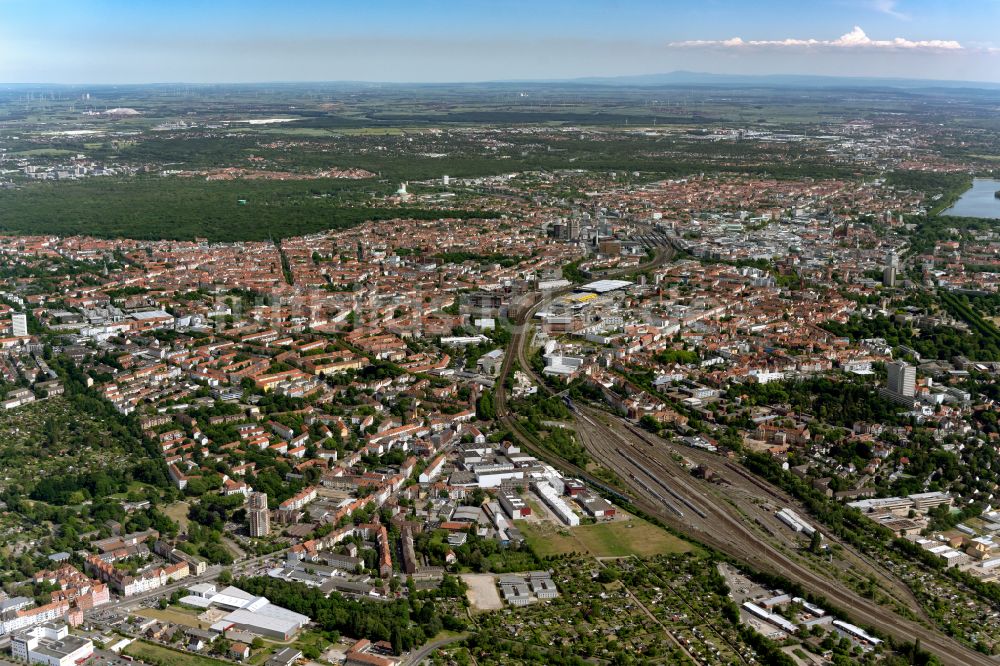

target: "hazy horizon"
[1,0,998,85]
[3,69,1000,89]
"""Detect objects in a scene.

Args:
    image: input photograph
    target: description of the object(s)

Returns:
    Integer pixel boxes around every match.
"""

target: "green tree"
[476,392,495,421]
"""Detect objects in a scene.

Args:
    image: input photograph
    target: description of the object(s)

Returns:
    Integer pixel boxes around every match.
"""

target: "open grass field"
[12,148,76,157]
[163,500,191,532]
[522,515,697,559]
[137,606,212,630]
[291,631,332,659]
[124,640,231,666]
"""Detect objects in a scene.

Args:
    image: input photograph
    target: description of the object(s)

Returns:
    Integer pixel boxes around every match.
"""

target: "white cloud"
[669,26,962,51]
[872,0,910,20]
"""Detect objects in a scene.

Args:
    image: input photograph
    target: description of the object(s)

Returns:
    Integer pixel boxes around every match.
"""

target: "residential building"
[248,492,271,537]
[11,312,27,338]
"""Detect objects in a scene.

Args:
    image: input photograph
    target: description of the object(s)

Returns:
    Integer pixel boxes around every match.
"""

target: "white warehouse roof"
[579,279,632,293]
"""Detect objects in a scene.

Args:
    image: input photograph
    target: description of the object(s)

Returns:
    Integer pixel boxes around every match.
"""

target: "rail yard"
[495,272,996,666]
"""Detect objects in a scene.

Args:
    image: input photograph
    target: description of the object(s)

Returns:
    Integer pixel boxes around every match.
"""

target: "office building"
[887,361,915,397]
[11,623,93,666]
[883,251,899,288]
[567,217,581,240]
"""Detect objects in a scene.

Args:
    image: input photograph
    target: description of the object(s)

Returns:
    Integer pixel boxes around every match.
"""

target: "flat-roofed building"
[266,647,304,666]
[11,623,93,666]
[498,575,532,606]
[908,491,953,512]
[181,585,309,641]
[575,493,616,518]
[579,279,633,293]
[498,490,531,519]
[528,571,559,600]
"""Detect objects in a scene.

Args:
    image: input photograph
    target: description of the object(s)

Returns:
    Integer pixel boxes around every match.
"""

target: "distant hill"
[556,71,1000,91]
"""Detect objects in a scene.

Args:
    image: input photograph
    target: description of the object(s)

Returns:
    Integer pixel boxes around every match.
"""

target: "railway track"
[573,410,990,664]
[491,255,993,664]
[603,412,934,627]
[575,409,708,520]
[621,417,931,621]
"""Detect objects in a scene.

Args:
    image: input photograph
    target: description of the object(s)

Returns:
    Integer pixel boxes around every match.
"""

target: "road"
[402,632,470,665]
[86,548,286,618]
[492,247,997,666]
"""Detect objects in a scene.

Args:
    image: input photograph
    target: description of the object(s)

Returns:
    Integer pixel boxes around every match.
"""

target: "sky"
[1,0,998,84]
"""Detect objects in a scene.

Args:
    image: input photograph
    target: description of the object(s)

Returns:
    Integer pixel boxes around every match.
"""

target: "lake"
[942,178,1000,219]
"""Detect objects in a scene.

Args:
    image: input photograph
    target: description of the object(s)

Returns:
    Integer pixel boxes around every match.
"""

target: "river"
[943,178,1000,219]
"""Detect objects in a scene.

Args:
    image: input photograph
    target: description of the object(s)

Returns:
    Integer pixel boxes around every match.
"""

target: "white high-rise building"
[887,361,916,398]
[883,251,899,288]
[11,312,27,338]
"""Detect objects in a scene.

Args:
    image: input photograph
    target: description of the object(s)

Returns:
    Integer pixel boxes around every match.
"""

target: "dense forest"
[0,177,498,242]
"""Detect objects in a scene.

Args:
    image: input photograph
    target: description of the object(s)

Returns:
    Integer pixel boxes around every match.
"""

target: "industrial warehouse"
[179,584,310,641]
